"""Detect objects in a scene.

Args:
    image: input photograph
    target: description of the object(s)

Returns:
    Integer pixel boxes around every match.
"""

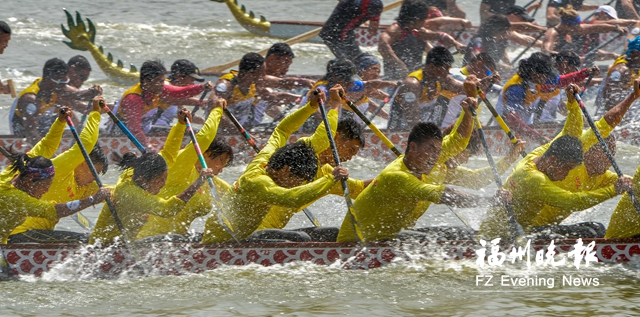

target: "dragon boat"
[3,237,640,277]
[2,122,627,167]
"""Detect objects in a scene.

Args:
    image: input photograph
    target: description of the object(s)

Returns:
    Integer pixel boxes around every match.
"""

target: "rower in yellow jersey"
[336,96,512,243]
[89,110,215,245]
[479,86,635,240]
[135,99,233,242]
[252,115,371,242]
[8,97,109,243]
[0,108,110,244]
[201,86,350,244]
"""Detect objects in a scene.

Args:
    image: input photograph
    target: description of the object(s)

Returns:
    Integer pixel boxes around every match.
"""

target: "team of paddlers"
[3,0,640,246]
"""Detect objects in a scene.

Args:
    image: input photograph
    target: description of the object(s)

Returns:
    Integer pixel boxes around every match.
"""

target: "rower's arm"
[378,26,407,75]
[51,111,101,176]
[252,173,337,209]
[320,164,365,198]
[619,0,640,19]
[159,121,186,168]
[298,108,338,154]
[528,172,618,211]
[603,81,640,128]
[445,159,511,190]
[26,116,66,159]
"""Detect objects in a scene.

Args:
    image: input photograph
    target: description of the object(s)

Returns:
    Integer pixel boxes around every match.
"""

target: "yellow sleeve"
[525,172,617,210]
[559,99,583,139]
[259,102,316,159]
[580,118,614,151]
[159,122,186,168]
[320,164,365,198]
[380,171,446,203]
[248,173,337,209]
[179,107,223,169]
[298,108,338,155]
[445,158,511,190]
[27,118,66,158]
[51,111,101,176]
[439,110,471,163]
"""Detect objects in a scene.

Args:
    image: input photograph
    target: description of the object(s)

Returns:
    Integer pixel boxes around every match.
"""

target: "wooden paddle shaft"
[203,0,403,73]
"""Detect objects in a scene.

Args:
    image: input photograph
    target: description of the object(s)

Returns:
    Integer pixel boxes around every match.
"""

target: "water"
[2,0,640,315]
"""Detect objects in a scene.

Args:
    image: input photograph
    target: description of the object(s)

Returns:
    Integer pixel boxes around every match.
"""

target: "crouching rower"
[89,110,215,245]
[0,108,110,244]
[8,97,108,243]
[201,86,350,243]
[336,96,511,243]
[136,99,233,242]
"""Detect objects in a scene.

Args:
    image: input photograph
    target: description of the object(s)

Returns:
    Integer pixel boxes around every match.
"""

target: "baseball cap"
[506,5,535,23]
[170,59,205,82]
[595,5,618,20]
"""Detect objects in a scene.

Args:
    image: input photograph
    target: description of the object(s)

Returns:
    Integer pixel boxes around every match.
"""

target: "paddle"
[100,103,146,153]
[7,79,16,98]
[477,87,527,158]
[317,90,364,244]
[469,106,524,242]
[552,72,595,136]
[62,105,139,263]
[202,0,404,73]
[222,107,322,227]
[339,92,402,156]
[529,0,543,18]
[79,92,98,127]
[190,88,210,117]
[367,81,402,121]
[583,31,627,66]
[183,115,240,242]
[573,92,640,215]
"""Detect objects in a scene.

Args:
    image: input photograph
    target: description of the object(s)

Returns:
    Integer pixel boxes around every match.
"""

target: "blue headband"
[561,15,582,25]
[627,36,640,55]
[355,55,380,73]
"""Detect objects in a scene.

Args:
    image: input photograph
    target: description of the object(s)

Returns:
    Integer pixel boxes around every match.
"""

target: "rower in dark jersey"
[616,0,640,20]
[319,0,383,60]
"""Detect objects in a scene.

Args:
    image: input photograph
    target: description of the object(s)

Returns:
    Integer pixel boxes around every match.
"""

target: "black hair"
[42,58,70,79]
[406,122,443,154]
[478,15,511,38]
[139,60,166,83]
[89,144,109,175]
[552,50,581,69]
[0,21,11,34]
[425,47,454,67]
[442,123,481,155]
[9,154,54,180]
[239,52,265,73]
[397,0,429,26]
[117,151,167,181]
[337,117,365,147]
[466,52,497,71]
[268,142,318,182]
[518,52,554,81]
[205,138,234,166]
[324,59,356,84]
[68,55,92,71]
[266,43,295,58]
[542,135,583,164]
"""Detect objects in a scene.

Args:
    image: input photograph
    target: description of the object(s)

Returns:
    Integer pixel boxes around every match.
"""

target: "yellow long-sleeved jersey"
[445,158,512,190]
[336,112,471,242]
[201,103,338,243]
[89,122,186,244]
[136,108,230,239]
[605,165,640,238]
[11,111,102,235]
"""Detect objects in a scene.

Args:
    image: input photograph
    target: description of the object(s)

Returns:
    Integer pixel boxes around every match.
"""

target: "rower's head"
[42,58,70,90]
[202,138,234,175]
[75,144,109,187]
[266,142,317,188]
[584,135,616,176]
[552,50,581,75]
[405,122,443,175]
[0,21,11,54]
[118,152,168,195]
[506,5,535,23]
[443,124,481,169]
[626,36,640,65]
[140,60,167,95]
[464,52,497,79]
[319,117,365,166]
[326,59,360,90]
[594,5,618,21]
[67,55,92,89]
[265,43,295,77]
[239,52,266,81]
[169,59,205,87]
[423,47,454,79]
[538,135,583,181]
[396,0,428,29]
[558,5,581,29]
[519,52,557,85]
[478,15,511,38]
[9,154,55,199]
[355,53,381,81]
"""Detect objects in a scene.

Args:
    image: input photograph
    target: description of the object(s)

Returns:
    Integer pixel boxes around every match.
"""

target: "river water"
[2,0,640,315]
